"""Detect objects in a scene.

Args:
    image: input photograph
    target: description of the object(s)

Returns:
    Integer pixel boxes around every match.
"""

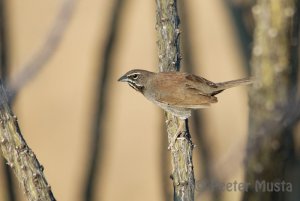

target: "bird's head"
[118,69,154,93]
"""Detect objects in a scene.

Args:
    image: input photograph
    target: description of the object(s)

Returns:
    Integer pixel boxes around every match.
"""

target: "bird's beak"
[118,74,128,82]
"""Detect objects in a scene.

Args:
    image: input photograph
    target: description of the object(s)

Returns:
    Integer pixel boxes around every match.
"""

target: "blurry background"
[0,0,290,201]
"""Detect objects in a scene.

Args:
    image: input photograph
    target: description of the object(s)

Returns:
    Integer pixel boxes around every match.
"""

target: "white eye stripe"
[127,73,141,77]
[128,73,140,79]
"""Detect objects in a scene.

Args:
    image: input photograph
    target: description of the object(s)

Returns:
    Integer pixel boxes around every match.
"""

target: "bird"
[118,69,252,142]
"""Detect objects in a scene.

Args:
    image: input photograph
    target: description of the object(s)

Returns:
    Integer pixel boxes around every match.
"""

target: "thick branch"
[155,0,195,201]
[0,81,56,201]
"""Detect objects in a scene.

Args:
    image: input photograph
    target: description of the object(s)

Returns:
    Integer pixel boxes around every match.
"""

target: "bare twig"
[155,0,195,200]
[0,81,56,201]
[83,0,124,201]
[7,0,77,100]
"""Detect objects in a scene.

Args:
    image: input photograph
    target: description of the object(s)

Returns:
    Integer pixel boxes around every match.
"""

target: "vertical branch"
[0,0,17,200]
[178,1,221,201]
[155,0,195,201]
[83,0,124,201]
[225,0,254,73]
[0,0,8,77]
[156,0,181,72]
[243,0,298,201]
[0,81,56,201]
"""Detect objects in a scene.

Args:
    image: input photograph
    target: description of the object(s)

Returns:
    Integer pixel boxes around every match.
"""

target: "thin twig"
[7,0,77,100]
[83,0,124,200]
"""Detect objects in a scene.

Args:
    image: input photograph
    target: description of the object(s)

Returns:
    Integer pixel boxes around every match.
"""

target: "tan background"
[0,0,249,201]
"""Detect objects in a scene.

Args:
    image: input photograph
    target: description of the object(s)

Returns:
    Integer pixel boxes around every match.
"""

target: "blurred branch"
[225,0,254,73]
[7,0,77,101]
[0,81,56,201]
[195,85,300,196]
[0,1,77,200]
[189,0,300,198]
[155,0,195,201]
[177,1,221,201]
[0,0,8,77]
[83,0,124,201]
[243,0,299,201]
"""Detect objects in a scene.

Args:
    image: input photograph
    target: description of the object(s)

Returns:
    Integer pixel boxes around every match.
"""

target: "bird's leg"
[168,118,185,150]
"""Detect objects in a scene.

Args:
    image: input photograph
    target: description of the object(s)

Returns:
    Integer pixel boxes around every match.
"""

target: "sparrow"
[118,69,252,140]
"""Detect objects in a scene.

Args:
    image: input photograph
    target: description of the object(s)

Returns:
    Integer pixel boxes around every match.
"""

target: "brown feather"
[146,72,218,108]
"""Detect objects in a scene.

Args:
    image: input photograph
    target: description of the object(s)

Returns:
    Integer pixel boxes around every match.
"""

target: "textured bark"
[155,0,195,201]
[243,0,298,201]
[0,82,56,201]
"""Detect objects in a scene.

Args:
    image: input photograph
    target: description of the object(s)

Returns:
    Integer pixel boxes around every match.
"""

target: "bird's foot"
[168,130,182,150]
[168,118,186,150]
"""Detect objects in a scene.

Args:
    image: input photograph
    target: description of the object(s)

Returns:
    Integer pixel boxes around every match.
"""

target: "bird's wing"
[148,72,218,109]
[155,90,218,109]
[184,74,221,95]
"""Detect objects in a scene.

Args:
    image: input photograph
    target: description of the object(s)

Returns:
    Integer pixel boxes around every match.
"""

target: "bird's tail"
[216,77,254,91]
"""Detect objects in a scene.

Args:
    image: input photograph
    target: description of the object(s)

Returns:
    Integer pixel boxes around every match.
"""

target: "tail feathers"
[215,77,254,91]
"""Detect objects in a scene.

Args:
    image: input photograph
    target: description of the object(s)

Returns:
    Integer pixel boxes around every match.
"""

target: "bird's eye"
[132,74,139,79]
